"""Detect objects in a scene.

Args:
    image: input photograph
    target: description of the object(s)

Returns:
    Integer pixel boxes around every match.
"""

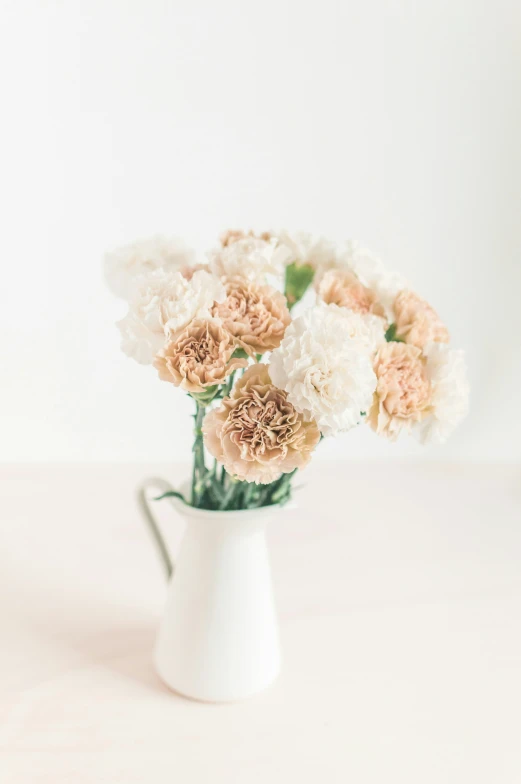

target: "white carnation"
[209,237,288,283]
[118,310,165,366]
[269,304,377,436]
[104,235,197,300]
[413,343,470,444]
[274,230,338,272]
[117,269,226,365]
[161,270,226,334]
[325,303,386,352]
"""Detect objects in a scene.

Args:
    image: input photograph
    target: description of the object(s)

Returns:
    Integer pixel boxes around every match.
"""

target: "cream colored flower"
[203,364,320,484]
[211,277,290,355]
[368,342,432,440]
[318,268,386,319]
[269,304,377,436]
[104,235,197,300]
[209,236,289,283]
[413,343,469,444]
[153,319,247,394]
[117,269,226,365]
[393,290,449,348]
[274,230,339,272]
[161,270,226,335]
[180,262,210,280]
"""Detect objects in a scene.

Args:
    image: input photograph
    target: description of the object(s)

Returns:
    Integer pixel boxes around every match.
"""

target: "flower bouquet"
[105,229,469,701]
[105,230,469,512]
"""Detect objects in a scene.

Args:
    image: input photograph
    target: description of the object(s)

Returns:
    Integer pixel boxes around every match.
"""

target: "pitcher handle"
[137,477,184,580]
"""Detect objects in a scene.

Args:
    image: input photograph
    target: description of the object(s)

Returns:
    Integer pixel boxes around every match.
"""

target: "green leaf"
[190,386,219,405]
[385,323,396,341]
[384,323,405,343]
[232,347,249,360]
[285,262,315,309]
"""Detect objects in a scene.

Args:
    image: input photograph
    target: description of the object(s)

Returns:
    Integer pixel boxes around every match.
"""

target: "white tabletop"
[1,462,520,783]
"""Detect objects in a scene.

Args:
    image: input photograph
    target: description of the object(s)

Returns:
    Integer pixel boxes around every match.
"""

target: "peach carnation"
[318,268,386,319]
[153,319,247,394]
[202,364,320,484]
[211,277,290,355]
[368,342,432,440]
[393,290,449,349]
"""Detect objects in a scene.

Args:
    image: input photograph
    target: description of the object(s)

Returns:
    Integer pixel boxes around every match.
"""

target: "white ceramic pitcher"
[138,478,281,702]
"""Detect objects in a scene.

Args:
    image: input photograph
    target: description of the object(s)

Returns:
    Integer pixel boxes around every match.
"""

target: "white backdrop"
[1,0,519,463]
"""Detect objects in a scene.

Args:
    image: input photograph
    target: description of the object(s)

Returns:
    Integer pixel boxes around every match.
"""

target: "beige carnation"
[368,342,432,439]
[393,290,449,348]
[153,319,248,394]
[318,268,386,319]
[211,277,290,355]
[203,364,320,484]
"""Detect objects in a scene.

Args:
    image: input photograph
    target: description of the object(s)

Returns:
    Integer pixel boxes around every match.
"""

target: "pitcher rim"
[168,493,293,520]
[141,476,295,522]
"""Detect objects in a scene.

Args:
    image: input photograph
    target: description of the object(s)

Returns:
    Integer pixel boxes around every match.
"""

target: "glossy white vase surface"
[139,478,281,703]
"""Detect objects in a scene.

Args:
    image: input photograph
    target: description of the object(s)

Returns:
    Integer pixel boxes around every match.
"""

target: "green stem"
[191,401,207,507]
[218,479,237,510]
[223,371,236,399]
[256,484,271,508]
[269,469,297,505]
[242,482,256,508]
